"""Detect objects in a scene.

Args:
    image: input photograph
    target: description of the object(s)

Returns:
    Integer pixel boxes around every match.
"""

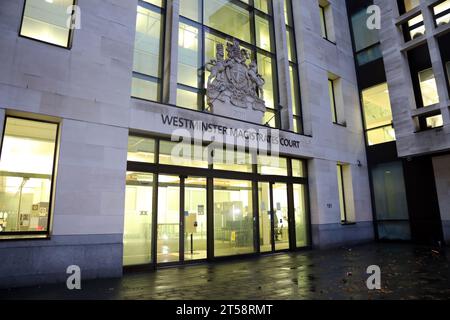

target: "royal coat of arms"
[206,39,266,117]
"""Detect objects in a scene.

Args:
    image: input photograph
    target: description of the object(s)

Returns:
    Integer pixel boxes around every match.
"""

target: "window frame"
[433,0,450,27]
[336,163,348,223]
[125,134,311,265]
[401,13,425,42]
[328,78,339,124]
[361,83,396,146]
[0,116,60,240]
[319,5,328,40]
[131,0,167,103]
[176,0,281,129]
[19,0,78,49]
[285,0,304,135]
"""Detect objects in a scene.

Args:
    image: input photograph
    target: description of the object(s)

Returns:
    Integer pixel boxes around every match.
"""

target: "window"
[418,68,440,107]
[123,172,154,266]
[328,78,343,125]
[319,5,328,39]
[425,114,444,128]
[131,1,165,102]
[213,179,254,257]
[125,136,310,264]
[362,83,396,146]
[159,140,209,168]
[319,1,334,43]
[372,162,411,240]
[20,0,76,48]
[336,164,347,223]
[447,61,450,87]
[402,13,425,41]
[0,117,58,237]
[127,136,156,163]
[350,7,382,66]
[293,184,307,247]
[433,0,450,26]
[285,0,303,134]
[257,155,288,176]
[398,0,420,14]
[177,0,280,128]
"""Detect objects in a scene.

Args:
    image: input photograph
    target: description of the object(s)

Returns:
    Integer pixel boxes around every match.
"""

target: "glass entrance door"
[258,182,290,252]
[184,177,207,261]
[157,175,208,264]
[157,175,181,263]
[273,183,289,251]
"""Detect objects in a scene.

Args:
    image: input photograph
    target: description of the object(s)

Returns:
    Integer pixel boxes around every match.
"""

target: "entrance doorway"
[157,175,207,264]
[124,136,311,269]
[258,182,290,253]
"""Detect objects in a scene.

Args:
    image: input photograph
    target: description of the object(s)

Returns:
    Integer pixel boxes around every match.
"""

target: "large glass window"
[0,117,58,236]
[350,7,382,66]
[293,184,307,247]
[214,179,254,257]
[418,68,440,107]
[285,0,303,134]
[362,83,396,146]
[125,136,310,264]
[372,162,411,240]
[177,0,279,128]
[123,172,154,266]
[131,1,165,102]
[20,0,75,48]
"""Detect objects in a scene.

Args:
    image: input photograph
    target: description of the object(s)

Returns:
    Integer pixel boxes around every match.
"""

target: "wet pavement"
[1,243,450,300]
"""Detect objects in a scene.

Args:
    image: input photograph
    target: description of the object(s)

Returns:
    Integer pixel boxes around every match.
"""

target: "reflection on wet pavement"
[1,243,449,300]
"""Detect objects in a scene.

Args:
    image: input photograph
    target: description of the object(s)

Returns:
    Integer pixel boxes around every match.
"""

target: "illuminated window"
[285,0,303,134]
[362,83,396,146]
[123,172,154,266]
[328,78,344,125]
[434,0,450,26]
[425,114,443,128]
[418,68,440,107]
[20,0,76,48]
[127,136,155,163]
[403,0,420,12]
[0,117,58,237]
[177,0,279,127]
[403,14,425,41]
[257,155,288,176]
[337,164,350,223]
[131,1,165,102]
[159,140,209,168]
[213,179,254,257]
